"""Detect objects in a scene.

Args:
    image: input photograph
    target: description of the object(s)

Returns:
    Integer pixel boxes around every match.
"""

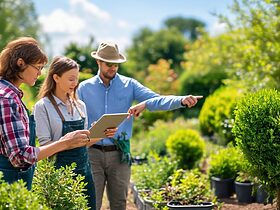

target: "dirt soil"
[101,188,277,210]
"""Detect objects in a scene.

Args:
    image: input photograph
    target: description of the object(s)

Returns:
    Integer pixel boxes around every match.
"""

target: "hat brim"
[91,51,127,63]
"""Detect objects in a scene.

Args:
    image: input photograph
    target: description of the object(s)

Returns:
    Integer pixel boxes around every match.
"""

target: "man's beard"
[103,72,116,80]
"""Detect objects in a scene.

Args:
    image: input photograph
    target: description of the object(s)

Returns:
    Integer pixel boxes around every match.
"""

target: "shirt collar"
[0,79,24,98]
[97,70,118,86]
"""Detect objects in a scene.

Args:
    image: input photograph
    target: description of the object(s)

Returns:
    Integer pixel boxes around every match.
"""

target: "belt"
[92,144,118,152]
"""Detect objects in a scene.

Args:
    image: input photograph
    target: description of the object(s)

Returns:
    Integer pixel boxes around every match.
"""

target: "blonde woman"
[34,56,116,209]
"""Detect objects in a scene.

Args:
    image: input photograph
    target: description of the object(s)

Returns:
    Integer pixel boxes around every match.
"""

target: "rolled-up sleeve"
[0,98,38,168]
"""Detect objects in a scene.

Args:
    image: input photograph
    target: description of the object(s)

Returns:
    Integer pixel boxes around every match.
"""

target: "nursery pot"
[144,198,167,210]
[211,176,234,198]
[235,181,253,203]
[167,201,214,210]
[256,185,273,204]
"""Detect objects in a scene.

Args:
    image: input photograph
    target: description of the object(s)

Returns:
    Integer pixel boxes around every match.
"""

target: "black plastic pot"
[211,176,235,198]
[167,201,214,210]
[256,185,273,204]
[235,181,254,203]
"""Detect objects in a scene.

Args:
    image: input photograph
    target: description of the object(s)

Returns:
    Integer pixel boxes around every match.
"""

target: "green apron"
[0,108,36,190]
[48,95,96,210]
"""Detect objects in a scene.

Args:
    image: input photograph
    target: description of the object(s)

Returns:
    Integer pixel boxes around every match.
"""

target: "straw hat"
[91,42,126,63]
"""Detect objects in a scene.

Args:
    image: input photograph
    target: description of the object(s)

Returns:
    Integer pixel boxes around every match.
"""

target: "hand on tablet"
[104,127,118,138]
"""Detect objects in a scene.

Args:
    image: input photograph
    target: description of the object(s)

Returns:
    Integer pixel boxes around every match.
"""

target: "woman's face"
[54,68,79,95]
[19,63,44,87]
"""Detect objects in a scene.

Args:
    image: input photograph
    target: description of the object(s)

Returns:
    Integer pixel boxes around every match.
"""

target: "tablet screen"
[89,113,129,138]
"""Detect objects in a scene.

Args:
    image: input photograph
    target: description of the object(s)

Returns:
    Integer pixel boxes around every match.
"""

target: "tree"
[124,27,187,82]
[0,0,40,49]
[164,16,206,41]
[63,37,98,74]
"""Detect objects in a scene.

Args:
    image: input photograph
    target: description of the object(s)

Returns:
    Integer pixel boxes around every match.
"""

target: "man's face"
[98,60,119,80]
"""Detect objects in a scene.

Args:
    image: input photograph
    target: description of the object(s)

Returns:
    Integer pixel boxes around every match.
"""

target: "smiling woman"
[0,37,91,192]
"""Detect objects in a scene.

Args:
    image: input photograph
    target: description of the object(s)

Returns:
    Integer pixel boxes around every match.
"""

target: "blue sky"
[33,0,234,56]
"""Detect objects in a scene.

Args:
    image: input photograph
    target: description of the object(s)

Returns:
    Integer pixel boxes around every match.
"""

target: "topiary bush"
[199,86,243,145]
[0,172,49,210]
[166,129,205,170]
[232,89,280,208]
[32,159,89,210]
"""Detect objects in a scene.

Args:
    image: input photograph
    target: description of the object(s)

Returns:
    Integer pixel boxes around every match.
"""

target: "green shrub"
[131,118,199,157]
[166,129,205,169]
[0,172,49,210]
[131,154,177,190]
[199,86,243,145]
[208,146,242,179]
[232,89,280,196]
[32,159,89,210]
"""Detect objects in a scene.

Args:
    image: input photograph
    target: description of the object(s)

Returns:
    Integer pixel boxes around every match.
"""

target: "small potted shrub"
[208,146,242,198]
[232,89,280,209]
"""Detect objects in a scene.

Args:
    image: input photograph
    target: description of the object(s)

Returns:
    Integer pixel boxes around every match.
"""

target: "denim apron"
[0,107,36,191]
[48,95,96,210]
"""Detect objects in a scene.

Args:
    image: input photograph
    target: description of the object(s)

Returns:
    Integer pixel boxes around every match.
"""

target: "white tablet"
[89,113,129,138]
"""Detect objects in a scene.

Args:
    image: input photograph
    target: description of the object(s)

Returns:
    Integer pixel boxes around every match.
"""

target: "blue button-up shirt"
[77,72,184,145]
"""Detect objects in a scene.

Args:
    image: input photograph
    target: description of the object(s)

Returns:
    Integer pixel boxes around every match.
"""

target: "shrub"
[232,89,280,204]
[208,146,242,179]
[131,154,177,190]
[0,172,49,209]
[32,159,89,210]
[199,86,243,145]
[166,129,205,169]
[132,118,199,157]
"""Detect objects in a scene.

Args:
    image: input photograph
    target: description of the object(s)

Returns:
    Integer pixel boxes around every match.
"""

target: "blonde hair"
[0,37,48,82]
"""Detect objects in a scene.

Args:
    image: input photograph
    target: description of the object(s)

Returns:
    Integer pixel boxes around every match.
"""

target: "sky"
[33,0,234,56]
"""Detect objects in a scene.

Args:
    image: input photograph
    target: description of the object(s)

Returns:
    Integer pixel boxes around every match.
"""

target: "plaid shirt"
[0,79,38,168]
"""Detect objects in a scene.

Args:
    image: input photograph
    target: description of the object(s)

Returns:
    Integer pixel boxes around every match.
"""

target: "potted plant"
[234,171,254,203]
[232,89,280,209]
[131,154,177,209]
[208,146,242,198]
[166,169,216,209]
[142,169,216,210]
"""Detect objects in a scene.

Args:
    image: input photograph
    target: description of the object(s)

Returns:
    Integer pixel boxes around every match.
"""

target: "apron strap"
[48,95,66,122]
[47,95,84,121]
[72,101,85,118]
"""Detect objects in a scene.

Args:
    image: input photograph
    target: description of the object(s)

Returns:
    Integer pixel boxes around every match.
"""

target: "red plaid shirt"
[0,79,38,168]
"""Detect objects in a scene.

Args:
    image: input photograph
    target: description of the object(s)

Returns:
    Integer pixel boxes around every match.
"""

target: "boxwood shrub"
[232,89,280,197]
[166,129,205,170]
[199,86,243,145]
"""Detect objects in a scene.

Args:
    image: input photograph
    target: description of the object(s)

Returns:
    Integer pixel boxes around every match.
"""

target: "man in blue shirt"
[78,42,202,210]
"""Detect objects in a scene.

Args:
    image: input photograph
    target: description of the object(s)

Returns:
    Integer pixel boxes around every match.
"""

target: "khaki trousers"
[88,147,131,210]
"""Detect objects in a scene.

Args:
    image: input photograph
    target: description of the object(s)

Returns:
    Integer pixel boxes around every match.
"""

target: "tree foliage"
[164,16,206,41]
[124,27,187,82]
[63,37,98,74]
[0,0,40,49]
[220,0,280,90]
